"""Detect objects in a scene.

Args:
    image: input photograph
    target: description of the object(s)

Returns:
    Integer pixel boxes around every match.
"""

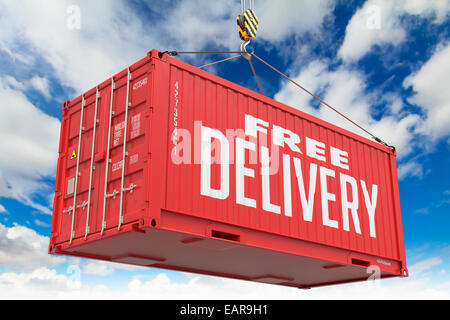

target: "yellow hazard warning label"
[70,149,77,160]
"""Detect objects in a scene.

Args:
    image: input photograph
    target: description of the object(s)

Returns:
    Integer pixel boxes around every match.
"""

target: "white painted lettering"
[306,137,326,162]
[340,173,361,234]
[361,180,378,238]
[320,167,338,229]
[293,157,317,222]
[261,146,281,214]
[245,114,268,138]
[272,125,302,153]
[200,126,229,200]
[235,138,256,208]
[282,154,292,217]
[331,146,349,170]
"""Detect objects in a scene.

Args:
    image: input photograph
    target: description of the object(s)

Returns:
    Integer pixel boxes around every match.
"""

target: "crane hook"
[240,40,253,61]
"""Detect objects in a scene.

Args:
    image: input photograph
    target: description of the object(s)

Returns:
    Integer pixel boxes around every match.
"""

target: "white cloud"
[369,114,420,157]
[0,268,69,299]
[0,0,158,93]
[1,75,51,100]
[338,1,405,63]
[0,0,338,95]
[0,77,60,214]
[256,0,335,43]
[274,60,328,116]
[338,0,450,63]
[397,161,423,180]
[0,41,35,66]
[1,75,26,91]
[0,221,139,284]
[162,1,239,52]
[0,204,6,213]
[415,207,430,215]
[403,43,450,141]
[0,223,65,270]
[0,267,448,300]
[160,0,334,54]
[402,0,450,23]
[34,219,50,228]
[409,257,443,276]
[123,269,450,300]
[29,76,51,100]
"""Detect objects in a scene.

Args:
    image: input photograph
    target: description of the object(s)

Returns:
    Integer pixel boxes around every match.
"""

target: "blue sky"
[0,0,449,299]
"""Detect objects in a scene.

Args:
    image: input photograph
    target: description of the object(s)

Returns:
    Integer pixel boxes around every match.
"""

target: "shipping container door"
[58,89,102,244]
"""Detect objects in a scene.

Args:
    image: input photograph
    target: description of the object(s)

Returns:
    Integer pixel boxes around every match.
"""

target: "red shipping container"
[49,49,408,288]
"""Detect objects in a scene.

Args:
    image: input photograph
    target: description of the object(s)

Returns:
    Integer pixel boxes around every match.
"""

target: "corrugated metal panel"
[164,60,403,262]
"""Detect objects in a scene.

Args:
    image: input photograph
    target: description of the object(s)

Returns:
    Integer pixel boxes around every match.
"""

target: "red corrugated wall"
[163,60,404,263]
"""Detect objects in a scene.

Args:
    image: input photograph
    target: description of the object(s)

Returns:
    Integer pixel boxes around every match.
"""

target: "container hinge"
[122,184,137,194]
[105,190,119,199]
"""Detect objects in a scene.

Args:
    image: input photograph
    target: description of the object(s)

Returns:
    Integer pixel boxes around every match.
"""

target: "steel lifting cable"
[162,51,242,56]
[163,50,265,95]
[162,50,243,70]
[199,54,265,96]
[248,58,264,95]
[198,54,242,69]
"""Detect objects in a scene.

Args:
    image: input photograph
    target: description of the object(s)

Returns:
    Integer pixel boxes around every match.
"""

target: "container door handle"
[77,201,89,210]
[105,189,119,200]
[101,78,115,236]
[63,206,74,214]
[122,184,137,194]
